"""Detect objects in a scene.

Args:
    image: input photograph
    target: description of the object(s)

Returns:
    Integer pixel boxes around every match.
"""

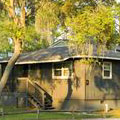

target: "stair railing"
[27,79,45,108]
[17,77,53,109]
[34,81,53,109]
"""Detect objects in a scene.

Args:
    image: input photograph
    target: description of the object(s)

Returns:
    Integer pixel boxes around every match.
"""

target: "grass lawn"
[0,106,120,120]
[0,105,29,113]
[0,112,111,120]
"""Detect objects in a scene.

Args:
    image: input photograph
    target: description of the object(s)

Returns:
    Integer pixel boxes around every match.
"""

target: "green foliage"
[0,13,12,52]
[61,0,76,17]
[0,12,26,52]
[8,23,25,40]
[35,0,60,43]
[0,0,120,54]
[0,0,49,53]
[65,4,119,54]
[23,26,48,51]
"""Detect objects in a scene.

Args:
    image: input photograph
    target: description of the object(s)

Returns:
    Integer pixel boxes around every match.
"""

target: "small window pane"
[104,63,110,70]
[104,71,110,77]
[63,69,69,76]
[54,69,61,76]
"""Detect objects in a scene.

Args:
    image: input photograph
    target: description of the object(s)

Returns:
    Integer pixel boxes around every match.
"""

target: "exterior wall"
[85,60,120,110]
[12,59,120,111]
[28,63,53,94]
[1,59,120,111]
[1,64,28,92]
[0,63,28,106]
[86,60,120,100]
[28,60,87,110]
[33,59,120,111]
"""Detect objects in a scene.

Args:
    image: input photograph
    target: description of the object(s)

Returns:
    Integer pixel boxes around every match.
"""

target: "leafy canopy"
[63,2,120,54]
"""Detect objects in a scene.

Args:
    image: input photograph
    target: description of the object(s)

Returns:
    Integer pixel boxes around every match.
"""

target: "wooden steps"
[27,80,54,110]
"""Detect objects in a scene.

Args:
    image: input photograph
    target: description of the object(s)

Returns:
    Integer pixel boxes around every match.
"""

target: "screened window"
[102,62,112,79]
[52,62,72,79]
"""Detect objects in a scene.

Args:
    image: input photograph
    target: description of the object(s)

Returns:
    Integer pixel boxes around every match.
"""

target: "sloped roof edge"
[16,56,120,65]
[1,55,120,65]
[1,46,120,65]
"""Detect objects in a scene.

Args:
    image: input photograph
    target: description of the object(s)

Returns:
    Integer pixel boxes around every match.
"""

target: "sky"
[116,0,120,3]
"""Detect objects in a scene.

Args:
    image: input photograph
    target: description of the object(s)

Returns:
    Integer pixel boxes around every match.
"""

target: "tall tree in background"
[0,0,26,93]
[0,0,60,94]
[35,0,60,45]
[60,0,120,55]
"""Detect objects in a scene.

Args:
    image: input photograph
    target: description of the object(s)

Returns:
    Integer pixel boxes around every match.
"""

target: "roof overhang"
[1,55,120,65]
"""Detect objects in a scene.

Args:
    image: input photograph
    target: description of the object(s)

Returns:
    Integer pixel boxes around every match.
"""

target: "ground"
[0,106,120,120]
[0,112,108,120]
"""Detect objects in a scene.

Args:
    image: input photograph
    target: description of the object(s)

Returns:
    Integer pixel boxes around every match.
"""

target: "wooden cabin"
[1,45,120,111]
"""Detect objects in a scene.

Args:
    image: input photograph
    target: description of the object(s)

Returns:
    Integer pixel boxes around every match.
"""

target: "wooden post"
[16,97,18,108]
[42,92,45,109]
[26,79,29,107]
[37,109,40,119]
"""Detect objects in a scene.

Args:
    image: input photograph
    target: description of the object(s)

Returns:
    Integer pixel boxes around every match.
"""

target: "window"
[102,62,112,79]
[52,62,72,79]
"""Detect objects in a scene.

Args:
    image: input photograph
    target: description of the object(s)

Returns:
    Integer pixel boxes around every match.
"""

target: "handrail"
[17,77,53,109]
[17,77,48,96]
[17,77,45,108]
[27,79,45,95]
[34,81,49,94]
[34,81,52,100]
[27,79,45,107]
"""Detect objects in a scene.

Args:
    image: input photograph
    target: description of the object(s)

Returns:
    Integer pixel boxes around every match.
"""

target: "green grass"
[0,112,110,120]
[0,106,29,113]
[0,106,116,120]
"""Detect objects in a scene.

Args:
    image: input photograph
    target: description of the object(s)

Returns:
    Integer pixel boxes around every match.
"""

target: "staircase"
[34,82,54,110]
[27,79,54,110]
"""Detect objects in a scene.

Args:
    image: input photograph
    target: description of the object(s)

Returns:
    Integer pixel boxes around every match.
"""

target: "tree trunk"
[21,0,25,27]
[0,0,25,94]
[8,0,15,18]
[0,40,22,94]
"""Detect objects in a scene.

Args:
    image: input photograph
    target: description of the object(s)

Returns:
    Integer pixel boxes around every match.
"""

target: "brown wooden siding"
[1,58,120,110]
[85,60,120,100]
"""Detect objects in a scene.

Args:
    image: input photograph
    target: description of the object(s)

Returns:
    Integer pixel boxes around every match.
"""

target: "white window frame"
[102,62,112,79]
[52,62,73,79]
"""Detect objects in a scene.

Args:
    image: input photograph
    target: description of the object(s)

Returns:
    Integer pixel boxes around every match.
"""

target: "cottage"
[1,44,120,111]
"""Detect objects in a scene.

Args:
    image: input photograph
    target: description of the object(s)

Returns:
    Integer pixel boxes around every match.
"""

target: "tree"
[35,0,60,45]
[60,0,120,55]
[0,0,26,93]
[0,0,60,94]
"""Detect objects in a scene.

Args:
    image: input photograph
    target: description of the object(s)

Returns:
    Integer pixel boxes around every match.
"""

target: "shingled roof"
[1,46,120,64]
[17,46,71,64]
